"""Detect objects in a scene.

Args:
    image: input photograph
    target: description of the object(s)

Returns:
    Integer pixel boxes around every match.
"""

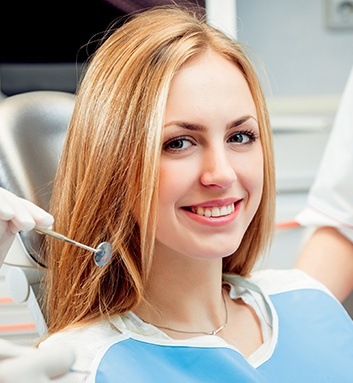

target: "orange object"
[0,297,13,304]
[0,322,36,332]
[275,220,301,230]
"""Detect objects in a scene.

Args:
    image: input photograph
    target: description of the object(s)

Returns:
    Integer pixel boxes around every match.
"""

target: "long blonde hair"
[44,5,275,333]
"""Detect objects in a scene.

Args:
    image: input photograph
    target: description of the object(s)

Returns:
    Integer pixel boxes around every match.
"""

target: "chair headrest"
[0,91,75,267]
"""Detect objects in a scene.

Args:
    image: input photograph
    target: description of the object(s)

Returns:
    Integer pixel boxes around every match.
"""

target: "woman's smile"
[179,197,243,225]
[181,199,243,227]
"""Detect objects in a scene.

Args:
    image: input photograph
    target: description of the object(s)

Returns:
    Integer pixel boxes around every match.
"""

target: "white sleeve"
[295,66,353,242]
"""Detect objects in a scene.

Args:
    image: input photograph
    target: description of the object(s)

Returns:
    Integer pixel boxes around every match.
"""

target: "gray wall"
[236,0,353,97]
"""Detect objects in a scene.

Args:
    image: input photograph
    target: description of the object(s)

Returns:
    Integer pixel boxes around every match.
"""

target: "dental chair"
[0,91,75,336]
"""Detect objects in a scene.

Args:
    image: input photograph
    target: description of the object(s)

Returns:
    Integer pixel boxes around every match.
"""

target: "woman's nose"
[200,149,237,189]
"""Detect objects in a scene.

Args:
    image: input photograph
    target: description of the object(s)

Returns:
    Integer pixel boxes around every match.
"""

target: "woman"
[1,5,353,382]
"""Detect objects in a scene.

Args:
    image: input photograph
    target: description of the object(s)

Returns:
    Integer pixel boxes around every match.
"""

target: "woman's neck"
[134,250,225,333]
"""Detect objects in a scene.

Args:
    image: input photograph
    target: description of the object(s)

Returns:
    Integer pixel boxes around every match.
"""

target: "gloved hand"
[295,66,353,242]
[0,339,75,382]
[0,187,54,265]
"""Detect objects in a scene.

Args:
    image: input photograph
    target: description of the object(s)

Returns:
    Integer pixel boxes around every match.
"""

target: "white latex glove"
[295,66,353,242]
[0,187,54,266]
[0,339,75,382]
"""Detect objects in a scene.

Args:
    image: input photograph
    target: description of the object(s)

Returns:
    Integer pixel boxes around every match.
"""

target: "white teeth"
[212,207,221,217]
[193,203,235,218]
[197,207,204,216]
[220,206,228,216]
[205,209,212,218]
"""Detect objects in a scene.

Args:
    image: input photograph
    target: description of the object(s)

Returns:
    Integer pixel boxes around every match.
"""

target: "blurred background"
[1,0,353,344]
[2,0,352,98]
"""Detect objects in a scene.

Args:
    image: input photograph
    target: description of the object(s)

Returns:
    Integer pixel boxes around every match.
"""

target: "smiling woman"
[1,4,353,383]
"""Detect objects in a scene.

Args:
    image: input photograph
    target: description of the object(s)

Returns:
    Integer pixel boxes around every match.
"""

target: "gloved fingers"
[20,198,54,229]
[0,339,36,361]
[0,358,70,383]
[35,343,75,379]
[0,187,53,235]
[0,343,75,383]
[0,221,13,245]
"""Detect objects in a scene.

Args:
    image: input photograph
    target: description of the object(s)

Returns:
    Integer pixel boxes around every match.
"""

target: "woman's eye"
[228,131,256,144]
[163,137,193,152]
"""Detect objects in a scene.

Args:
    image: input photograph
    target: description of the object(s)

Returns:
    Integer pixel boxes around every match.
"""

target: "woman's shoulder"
[249,268,334,297]
[224,268,333,297]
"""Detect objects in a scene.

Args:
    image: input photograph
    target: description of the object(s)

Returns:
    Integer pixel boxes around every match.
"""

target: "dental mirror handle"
[34,226,97,253]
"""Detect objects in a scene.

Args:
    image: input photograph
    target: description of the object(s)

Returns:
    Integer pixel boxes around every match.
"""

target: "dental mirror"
[34,226,113,267]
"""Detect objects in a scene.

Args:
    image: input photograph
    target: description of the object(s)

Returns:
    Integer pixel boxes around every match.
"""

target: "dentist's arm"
[0,188,76,382]
[296,227,353,302]
[295,66,353,301]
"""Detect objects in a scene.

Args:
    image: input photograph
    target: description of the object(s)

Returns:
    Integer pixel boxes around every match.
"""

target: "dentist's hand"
[0,187,53,266]
[0,339,75,382]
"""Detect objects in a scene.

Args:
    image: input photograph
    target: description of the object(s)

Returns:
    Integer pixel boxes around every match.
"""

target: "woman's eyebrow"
[164,115,257,131]
[164,121,207,132]
[228,115,257,129]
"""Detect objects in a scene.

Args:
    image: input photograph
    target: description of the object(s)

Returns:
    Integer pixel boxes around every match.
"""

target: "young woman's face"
[156,50,263,261]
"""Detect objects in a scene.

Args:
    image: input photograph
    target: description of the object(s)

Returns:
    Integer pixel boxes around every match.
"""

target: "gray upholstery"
[0,91,75,267]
